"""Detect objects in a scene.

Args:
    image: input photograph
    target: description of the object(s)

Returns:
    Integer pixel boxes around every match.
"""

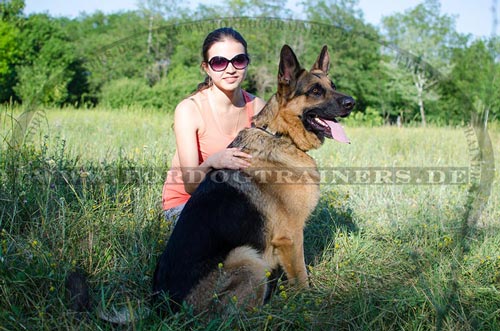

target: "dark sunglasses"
[207,54,250,72]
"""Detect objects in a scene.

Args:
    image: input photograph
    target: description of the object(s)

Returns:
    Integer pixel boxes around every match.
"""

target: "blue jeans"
[163,203,185,226]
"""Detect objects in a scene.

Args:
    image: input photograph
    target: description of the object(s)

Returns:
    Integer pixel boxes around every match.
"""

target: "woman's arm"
[174,99,252,194]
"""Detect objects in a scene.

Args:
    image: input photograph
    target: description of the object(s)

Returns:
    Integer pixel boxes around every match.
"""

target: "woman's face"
[203,39,248,93]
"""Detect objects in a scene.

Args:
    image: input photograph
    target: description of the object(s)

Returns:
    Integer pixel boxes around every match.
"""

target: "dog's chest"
[244,165,321,228]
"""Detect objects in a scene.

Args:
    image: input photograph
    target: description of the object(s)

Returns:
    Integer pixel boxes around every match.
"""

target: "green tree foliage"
[191,0,292,20]
[0,0,24,22]
[440,38,500,124]
[0,0,499,125]
[138,0,189,20]
[302,0,383,113]
[67,11,153,103]
[0,20,20,102]
[226,0,293,18]
[381,0,463,126]
[14,14,77,106]
[0,0,24,102]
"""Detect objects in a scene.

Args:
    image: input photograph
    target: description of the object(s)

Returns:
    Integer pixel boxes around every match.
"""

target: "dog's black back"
[152,170,265,311]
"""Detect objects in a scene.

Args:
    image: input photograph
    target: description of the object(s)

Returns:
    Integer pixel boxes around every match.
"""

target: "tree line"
[1,0,499,125]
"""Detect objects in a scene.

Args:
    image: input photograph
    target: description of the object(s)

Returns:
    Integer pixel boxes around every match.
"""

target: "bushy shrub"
[344,106,385,127]
[99,78,159,109]
[99,65,202,111]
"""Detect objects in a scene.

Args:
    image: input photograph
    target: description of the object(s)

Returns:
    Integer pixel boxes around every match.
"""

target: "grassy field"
[0,107,499,330]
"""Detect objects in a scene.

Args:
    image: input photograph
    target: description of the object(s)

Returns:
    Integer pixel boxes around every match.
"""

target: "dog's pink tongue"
[325,120,350,143]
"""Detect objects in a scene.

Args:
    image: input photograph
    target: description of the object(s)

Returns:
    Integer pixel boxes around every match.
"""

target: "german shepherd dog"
[153,45,355,314]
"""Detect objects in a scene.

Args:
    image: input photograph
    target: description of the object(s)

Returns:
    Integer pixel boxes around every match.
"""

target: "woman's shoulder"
[176,91,206,113]
[174,91,208,131]
[242,89,255,100]
[243,90,266,115]
[243,90,265,104]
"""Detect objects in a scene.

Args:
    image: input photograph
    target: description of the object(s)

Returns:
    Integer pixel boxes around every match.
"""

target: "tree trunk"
[418,89,426,127]
[147,15,153,54]
[484,107,489,129]
[414,72,426,127]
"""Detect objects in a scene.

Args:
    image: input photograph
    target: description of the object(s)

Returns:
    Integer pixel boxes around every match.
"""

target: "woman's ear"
[201,62,209,74]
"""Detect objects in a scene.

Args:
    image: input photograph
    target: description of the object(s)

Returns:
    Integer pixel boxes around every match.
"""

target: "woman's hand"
[206,147,252,170]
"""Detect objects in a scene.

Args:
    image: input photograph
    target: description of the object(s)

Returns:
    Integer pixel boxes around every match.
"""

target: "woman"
[162,27,267,222]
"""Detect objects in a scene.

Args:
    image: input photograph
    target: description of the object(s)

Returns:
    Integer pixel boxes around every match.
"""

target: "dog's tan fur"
[153,45,354,314]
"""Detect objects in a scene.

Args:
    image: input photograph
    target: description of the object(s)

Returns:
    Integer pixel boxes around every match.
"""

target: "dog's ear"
[311,45,330,74]
[278,45,301,93]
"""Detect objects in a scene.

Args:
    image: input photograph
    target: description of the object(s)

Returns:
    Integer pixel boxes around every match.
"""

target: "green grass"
[0,106,499,330]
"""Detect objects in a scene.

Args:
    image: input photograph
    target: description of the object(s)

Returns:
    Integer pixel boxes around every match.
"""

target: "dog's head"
[256,45,355,151]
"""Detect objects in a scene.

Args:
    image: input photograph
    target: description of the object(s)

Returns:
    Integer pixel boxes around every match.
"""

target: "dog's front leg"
[271,230,309,288]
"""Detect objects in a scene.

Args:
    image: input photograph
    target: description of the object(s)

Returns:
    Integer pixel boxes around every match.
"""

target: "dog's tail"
[185,246,271,313]
[222,246,273,309]
[224,246,269,275]
[225,246,283,304]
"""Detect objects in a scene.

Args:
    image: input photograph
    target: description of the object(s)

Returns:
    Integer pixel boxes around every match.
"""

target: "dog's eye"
[308,85,324,97]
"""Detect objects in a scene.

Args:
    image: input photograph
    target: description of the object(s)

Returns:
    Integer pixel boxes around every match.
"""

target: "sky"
[24,0,498,39]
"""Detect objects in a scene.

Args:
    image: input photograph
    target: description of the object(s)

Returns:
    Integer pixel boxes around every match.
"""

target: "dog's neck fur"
[251,94,321,152]
[250,122,282,138]
[252,95,278,128]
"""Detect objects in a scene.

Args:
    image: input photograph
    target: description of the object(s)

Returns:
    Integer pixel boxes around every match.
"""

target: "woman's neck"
[208,86,245,109]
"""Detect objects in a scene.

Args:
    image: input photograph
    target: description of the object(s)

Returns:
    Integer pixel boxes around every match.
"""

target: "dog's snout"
[340,97,355,111]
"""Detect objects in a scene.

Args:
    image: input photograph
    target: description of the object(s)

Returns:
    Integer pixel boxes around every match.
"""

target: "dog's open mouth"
[305,113,350,144]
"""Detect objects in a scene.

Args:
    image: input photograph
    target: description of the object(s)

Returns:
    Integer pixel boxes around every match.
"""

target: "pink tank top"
[162,90,256,210]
